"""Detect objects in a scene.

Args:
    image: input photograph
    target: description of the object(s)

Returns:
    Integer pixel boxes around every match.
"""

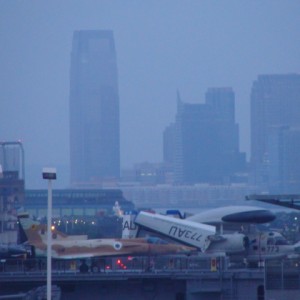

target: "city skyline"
[0,2,299,188]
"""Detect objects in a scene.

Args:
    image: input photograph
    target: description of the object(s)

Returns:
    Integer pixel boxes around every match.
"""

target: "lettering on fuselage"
[169,226,202,242]
[122,220,137,231]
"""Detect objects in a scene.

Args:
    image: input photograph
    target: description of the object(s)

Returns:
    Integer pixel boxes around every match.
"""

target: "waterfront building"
[250,74,300,192]
[120,161,174,186]
[0,141,25,243]
[171,88,245,184]
[24,189,134,218]
[121,183,252,210]
[267,126,300,193]
[0,141,25,181]
[69,30,120,186]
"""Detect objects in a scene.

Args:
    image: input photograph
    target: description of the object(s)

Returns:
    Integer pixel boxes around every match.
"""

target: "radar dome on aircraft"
[187,206,275,225]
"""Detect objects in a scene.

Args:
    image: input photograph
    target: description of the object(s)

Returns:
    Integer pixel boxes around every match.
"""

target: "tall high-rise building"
[267,126,300,193]
[163,122,176,165]
[69,30,120,185]
[0,141,25,243]
[171,88,245,184]
[0,141,25,180]
[250,74,300,191]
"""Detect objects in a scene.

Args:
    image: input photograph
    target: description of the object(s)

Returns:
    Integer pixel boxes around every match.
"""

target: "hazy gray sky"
[1,1,300,187]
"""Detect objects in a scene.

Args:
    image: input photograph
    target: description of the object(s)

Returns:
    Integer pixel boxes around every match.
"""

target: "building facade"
[250,74,300,192]
[0,142,25,243]
[24,189,134,218]
[170,88,245,184]
[267,126,300,193]
[121,183,252,209]
[163,122,176,166]
[69,30,120,186]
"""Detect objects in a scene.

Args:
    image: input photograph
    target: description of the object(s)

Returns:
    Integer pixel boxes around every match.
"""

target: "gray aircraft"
[133,207,300,264]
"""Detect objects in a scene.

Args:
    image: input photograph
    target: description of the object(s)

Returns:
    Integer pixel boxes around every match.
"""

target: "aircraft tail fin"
[122,212,139,238]
[135,211,216,252]
[18,212,42,245]
[165,210,185,219]
[18,218,29,244]
[18,213,86,244]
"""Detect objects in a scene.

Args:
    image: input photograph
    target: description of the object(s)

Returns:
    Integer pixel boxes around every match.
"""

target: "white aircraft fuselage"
[134,206,300,262]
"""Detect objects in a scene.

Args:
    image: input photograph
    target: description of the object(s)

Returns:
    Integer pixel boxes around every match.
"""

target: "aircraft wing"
[246,194,300,210]
[135,211,216,252]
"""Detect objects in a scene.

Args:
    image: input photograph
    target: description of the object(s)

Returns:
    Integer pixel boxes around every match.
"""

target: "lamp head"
[42,167,57,180]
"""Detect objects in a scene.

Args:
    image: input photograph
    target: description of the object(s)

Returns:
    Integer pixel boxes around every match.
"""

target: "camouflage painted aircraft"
[18,213,195,259]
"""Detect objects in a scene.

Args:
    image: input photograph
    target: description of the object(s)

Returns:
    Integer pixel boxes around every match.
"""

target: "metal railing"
[0,255,228,276]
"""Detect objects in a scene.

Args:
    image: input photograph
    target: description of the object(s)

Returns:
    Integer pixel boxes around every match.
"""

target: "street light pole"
[42,168,56,300]
[47,178,52,300]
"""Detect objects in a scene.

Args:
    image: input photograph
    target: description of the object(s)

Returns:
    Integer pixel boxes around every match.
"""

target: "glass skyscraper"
[69,30,120,186]
[172,88,245,184]
[250,74,300,192]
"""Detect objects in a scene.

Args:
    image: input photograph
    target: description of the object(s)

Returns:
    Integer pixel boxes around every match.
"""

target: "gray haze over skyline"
[1,1,300,188]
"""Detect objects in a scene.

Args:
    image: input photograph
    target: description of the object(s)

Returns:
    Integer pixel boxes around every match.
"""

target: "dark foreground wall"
[0,278,186,300]
[2,256,300,300]
[0,271,264,300]
[61,279,186,300]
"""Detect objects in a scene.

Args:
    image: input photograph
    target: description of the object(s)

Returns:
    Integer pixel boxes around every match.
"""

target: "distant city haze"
[1,2,300,188]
